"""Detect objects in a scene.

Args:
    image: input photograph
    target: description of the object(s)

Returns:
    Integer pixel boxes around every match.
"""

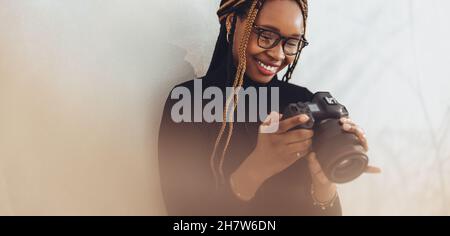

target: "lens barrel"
[313,119,368,183]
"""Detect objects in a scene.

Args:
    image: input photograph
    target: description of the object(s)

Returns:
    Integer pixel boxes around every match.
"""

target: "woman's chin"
[247,72,276,84]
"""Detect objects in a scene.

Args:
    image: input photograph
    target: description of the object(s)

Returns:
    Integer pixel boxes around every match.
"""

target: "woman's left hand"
[306,117,381,203]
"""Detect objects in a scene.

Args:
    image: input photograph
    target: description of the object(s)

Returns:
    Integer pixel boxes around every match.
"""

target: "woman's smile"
[254,57,280,76]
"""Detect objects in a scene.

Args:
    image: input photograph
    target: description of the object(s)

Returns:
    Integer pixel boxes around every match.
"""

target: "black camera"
[282,92,368,183]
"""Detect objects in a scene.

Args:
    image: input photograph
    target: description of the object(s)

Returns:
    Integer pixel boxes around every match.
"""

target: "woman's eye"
[286,40,299,47]
[260,30,276,37]
[260,34,273,40]
[261,32,274,39]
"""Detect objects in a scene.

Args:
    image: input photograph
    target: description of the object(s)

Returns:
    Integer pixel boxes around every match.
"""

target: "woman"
[158,0,380,216]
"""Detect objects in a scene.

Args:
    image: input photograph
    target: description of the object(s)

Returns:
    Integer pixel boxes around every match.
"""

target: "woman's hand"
[230,111,313,201]
[307,117,381,203]
[252,111,315,178]
[339,117,381,173]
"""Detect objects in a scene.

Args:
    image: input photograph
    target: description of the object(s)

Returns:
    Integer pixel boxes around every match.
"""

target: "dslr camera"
[282,92,368,183]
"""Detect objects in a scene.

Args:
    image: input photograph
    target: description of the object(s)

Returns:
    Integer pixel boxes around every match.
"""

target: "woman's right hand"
[230,111,313,201]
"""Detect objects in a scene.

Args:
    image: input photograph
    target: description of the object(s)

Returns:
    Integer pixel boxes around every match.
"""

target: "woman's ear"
[225,13,235,34]
[225,13,235,43]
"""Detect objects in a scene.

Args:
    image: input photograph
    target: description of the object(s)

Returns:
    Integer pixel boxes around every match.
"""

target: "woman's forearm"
[312,182,337,203]
[229,151,269,202]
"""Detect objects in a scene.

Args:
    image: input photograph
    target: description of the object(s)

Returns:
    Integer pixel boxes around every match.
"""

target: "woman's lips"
[255,59,279,76]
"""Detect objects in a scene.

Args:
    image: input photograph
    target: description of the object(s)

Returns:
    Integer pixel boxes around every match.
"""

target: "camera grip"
[282,103,314,130]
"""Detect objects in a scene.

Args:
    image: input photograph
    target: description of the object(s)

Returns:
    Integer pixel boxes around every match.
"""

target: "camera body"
[283,92,368,183]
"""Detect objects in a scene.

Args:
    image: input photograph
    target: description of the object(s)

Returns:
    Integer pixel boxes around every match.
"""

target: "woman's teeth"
[257,60,277,72]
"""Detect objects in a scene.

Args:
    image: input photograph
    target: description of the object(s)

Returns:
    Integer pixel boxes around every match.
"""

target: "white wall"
[300,0,450,216]
[0,0,449,215]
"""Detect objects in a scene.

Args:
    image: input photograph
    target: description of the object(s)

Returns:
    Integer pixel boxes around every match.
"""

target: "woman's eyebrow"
[258,24,302,38]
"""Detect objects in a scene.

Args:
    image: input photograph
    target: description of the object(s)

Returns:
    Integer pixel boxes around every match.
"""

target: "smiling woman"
[0,0,448,217]
[230,0,308,83]
[158,0,375,216]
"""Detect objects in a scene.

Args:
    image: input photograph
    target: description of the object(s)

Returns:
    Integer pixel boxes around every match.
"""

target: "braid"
[282,0,308,83]
[281,47,301,82]
[211,0,309,187]
[209,14,238,188]
[217,0,260,184]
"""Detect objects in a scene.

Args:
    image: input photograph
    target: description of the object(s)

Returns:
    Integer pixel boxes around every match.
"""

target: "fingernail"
[343,123,351,131]
[300,115,309,122]
[340,117,347,122]
[358,129,365,136]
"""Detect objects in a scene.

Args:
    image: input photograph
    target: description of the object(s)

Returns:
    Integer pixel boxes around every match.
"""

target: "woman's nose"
[267,43,286,61]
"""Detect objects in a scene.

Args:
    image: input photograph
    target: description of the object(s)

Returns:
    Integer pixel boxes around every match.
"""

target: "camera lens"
[313,119,368,183]
[336,159,351,169]
[330,154,368,183]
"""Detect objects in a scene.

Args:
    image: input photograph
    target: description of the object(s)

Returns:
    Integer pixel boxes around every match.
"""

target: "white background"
[0,0,449,215]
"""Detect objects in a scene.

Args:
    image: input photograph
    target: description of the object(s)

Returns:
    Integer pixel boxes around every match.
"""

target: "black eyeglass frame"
[252,24,309,56]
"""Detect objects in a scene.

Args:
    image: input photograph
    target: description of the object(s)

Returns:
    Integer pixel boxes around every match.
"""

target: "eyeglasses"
[252,25,309,56]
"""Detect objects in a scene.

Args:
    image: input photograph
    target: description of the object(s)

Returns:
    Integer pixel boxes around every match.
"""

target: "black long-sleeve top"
[158,63,342,216]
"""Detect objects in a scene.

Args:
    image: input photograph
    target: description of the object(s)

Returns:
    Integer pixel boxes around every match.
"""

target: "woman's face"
[232,0,305,84]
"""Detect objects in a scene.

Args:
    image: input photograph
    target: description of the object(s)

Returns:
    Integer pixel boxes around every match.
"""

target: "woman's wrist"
[229,151,268,201]
[311,183,338,210]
